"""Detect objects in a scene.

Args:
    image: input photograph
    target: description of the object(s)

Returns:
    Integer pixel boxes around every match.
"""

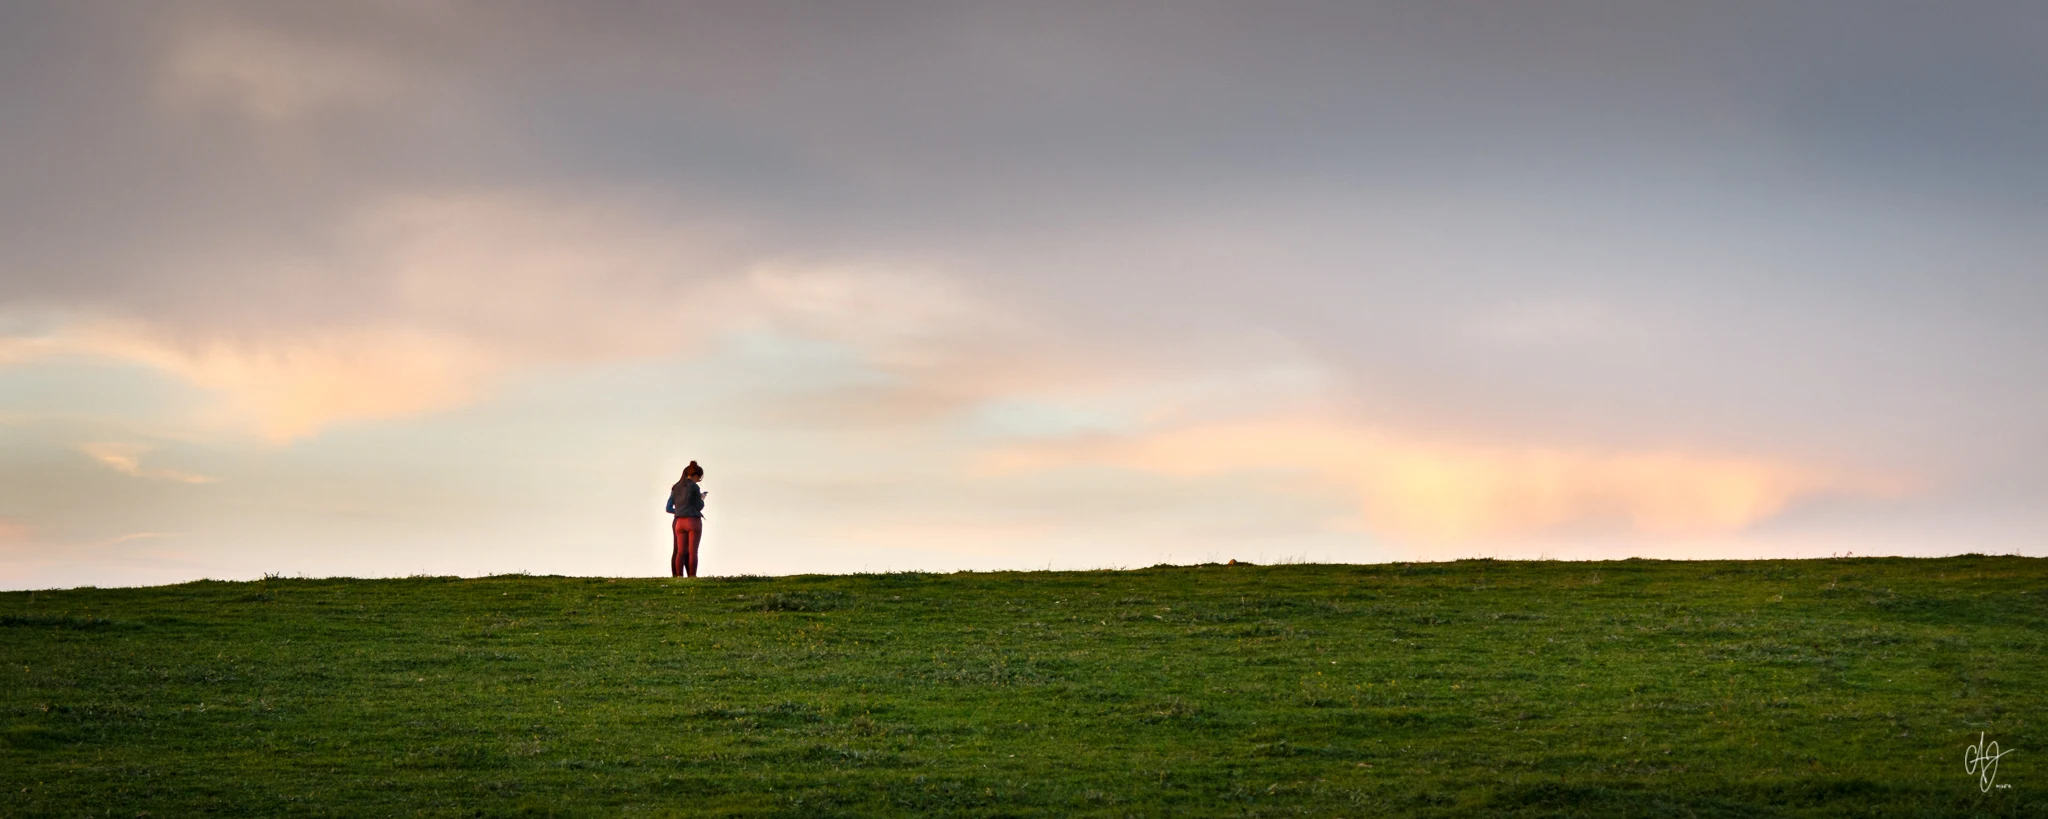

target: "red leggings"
[671,516,702,578]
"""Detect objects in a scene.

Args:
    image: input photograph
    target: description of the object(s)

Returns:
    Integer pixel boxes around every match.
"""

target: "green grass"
[2,557,2042,816]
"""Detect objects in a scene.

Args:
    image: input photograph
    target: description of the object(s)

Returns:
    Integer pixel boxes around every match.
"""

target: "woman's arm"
[665,495,677,515]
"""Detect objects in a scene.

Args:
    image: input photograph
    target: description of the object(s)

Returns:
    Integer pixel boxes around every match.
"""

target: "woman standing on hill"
[667,461,707,578]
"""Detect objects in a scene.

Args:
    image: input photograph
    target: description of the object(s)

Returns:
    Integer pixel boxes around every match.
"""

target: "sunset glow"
[2,2,2043,588]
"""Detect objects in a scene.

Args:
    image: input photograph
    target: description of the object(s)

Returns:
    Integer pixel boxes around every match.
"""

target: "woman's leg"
[683,519,703,578]
[671,517,688,577]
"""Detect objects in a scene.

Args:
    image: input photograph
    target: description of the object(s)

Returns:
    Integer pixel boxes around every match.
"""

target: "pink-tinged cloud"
[979,418,1907,543]
[96,532,187,547]
[0,519,30,587]
[0,193,1001,441]
[6,321,496,442]
[78,443,220,484]
[163,21,406,122]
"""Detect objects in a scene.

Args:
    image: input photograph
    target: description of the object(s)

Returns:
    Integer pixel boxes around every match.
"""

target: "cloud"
[9,319,494,442]
[5,1,2043,586]
[738,264,994,361]
[1456,298,1636,345]
[97,532,186,547]
[979,418,1903,543]
[163,22,403,121]
[78,442,219,484]
[0,189,1038,440]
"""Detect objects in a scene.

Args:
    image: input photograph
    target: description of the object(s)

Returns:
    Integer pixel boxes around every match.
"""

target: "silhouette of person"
[666,461,706,577]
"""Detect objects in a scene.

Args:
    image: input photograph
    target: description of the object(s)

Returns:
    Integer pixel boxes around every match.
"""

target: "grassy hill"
[2,557,2042,817]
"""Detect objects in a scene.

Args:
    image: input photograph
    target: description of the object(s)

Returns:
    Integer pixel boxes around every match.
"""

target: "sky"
[2,1,2046,589]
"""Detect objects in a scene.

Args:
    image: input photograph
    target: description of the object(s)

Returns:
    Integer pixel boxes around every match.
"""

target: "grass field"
[2,556,2042,816]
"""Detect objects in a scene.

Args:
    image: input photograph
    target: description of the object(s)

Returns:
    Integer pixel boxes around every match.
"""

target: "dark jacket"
[666,480,704,518]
